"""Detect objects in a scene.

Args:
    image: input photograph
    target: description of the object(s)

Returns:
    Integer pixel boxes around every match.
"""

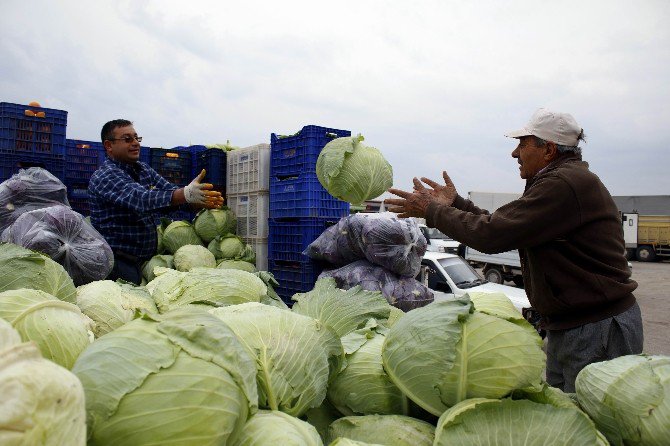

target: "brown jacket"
[426,155,636,330]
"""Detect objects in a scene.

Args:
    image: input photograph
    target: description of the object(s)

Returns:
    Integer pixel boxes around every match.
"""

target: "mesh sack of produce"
[319,260,433,312]
[305,213,427,277]
[1,205,113,286]
[0,167,70,232]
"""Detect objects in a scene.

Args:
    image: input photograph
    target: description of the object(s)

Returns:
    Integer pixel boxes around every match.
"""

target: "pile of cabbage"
[5,238,665,445]
[143,208,258,283]
[305,212,432,311]
[0,168,113,286]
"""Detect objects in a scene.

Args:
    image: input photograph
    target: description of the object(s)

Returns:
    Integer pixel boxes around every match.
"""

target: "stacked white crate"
[226,143,270,270]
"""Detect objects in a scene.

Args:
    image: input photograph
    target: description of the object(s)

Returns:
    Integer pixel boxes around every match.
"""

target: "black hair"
[101,119,133,144]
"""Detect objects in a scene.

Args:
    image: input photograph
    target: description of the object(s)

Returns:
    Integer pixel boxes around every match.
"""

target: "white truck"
[463,247,524,286]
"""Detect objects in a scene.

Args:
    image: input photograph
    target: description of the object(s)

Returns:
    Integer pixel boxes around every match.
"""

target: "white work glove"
[184,170,223,208]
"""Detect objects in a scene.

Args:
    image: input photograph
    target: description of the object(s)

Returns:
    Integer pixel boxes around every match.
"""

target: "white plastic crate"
[227,192,269,238]
[226,143,270,194]
[242,237,268,271]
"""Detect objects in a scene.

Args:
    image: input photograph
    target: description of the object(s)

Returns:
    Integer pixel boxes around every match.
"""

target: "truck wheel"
[636,245,657,262]
[484,267,503,284]
[512,275,524,288]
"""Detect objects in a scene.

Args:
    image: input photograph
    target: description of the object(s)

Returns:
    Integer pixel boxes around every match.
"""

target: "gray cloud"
[1,0,669,197]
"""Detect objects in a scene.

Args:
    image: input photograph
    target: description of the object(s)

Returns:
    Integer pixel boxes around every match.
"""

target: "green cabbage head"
[76,280,157,337]
[162,221,203,254]
[210,303,344,417]
[434,398,609,446]
[142,254,174,282]
[576,354,670,446]
[231,410,323,446]
[0,319,87,446]
[173,244,216,271]
[325,415,434,446]
[316,134,393,205]
[0,288,93,369]
[381,295,545,416]
[194,207,237,243]
[72,306,258,446]
[217,259,258,273]
[0,242,77,303]
[148,267,267,313]
[208,234,245,259]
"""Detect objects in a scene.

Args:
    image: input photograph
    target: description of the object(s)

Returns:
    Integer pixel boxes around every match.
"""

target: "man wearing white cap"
[386,108,643,392]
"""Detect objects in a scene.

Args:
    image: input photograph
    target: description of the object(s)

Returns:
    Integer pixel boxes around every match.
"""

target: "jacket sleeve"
[90,169,176,214]
[426,175,581,253]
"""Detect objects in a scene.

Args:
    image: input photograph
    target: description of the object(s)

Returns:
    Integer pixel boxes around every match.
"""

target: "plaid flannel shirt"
[89,158,178,258]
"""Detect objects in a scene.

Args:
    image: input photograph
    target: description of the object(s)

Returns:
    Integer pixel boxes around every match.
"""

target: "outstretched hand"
[416,171,457,207]
[385,171,457,218]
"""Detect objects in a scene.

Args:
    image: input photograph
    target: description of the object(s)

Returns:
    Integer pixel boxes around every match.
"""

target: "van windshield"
[437,256,484,287]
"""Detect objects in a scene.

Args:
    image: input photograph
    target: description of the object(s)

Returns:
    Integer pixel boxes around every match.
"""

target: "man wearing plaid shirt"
[89,119,223,284]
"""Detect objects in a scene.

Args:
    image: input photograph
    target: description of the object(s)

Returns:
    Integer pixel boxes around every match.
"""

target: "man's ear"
[544,141,558,161]
[103,140,113,155]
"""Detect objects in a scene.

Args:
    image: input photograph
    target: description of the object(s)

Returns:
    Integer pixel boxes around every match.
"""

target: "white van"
[418,224,460,254]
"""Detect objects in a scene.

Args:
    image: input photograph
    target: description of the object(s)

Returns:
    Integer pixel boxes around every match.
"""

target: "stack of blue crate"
[268,125,351,302]
[0,102,67,183]
[150,146,196,221]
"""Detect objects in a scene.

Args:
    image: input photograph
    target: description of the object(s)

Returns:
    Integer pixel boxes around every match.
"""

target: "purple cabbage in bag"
[319,260,434,312]
[304,213,427,277]
[1,205,114,286]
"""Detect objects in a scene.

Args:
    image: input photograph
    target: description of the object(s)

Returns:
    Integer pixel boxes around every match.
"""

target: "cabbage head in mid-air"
[0,288,93,369]
[316,134,393,205]
[433,398,609,446]
[576,354,670,446]
[193,207,236,243]
[162,221,202,254]
[72,306,258,446]
[325,415,434,446]
[0,242,77,303]
[0,318,87,446]
[76,280,157,337]
[173,244,216,271]
[381,295,545,416]
[210,303,343,417]
[231,410,323,446]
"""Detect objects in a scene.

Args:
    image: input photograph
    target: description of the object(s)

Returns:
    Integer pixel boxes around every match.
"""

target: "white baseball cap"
[505,108,584,146]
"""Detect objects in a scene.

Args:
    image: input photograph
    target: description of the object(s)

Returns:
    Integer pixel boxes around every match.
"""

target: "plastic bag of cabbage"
[319,260,434,311]
[1,204,114,285]
[0,318,87,445]
[305,212,427,277]
[0,167,70,232]
[316,134,393,205]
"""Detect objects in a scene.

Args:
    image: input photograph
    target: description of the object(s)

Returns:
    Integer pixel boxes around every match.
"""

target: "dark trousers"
[546,302,644,392]
[108,251,148,285]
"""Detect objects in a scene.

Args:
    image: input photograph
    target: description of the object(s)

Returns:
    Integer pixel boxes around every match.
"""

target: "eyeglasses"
[108,135,143,143]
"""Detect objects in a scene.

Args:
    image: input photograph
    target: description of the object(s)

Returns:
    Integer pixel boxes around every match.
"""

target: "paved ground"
[629,260,670,355]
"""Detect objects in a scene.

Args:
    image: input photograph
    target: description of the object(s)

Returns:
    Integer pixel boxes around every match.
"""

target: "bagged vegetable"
[319,260,434,312]
[0,167,70,232]
[305,213,427,277]
[1,205,114,286]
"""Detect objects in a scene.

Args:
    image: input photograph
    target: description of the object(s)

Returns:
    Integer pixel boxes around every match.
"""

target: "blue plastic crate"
[269,173,350,219]
[268,218,338,262]
[195,148,227,189]
[65,139,102,182]
[270,125,350,176]
[68,196,90,216]
[268,258,324,303]
[0,102,67,155]
[150,147,192,186]
[0,151,65,183]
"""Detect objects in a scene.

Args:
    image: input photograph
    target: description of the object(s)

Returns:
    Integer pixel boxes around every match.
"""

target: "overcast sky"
[2,0,669,198]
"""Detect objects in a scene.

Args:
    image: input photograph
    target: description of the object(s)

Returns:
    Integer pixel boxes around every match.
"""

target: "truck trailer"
[622,213,670,261]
